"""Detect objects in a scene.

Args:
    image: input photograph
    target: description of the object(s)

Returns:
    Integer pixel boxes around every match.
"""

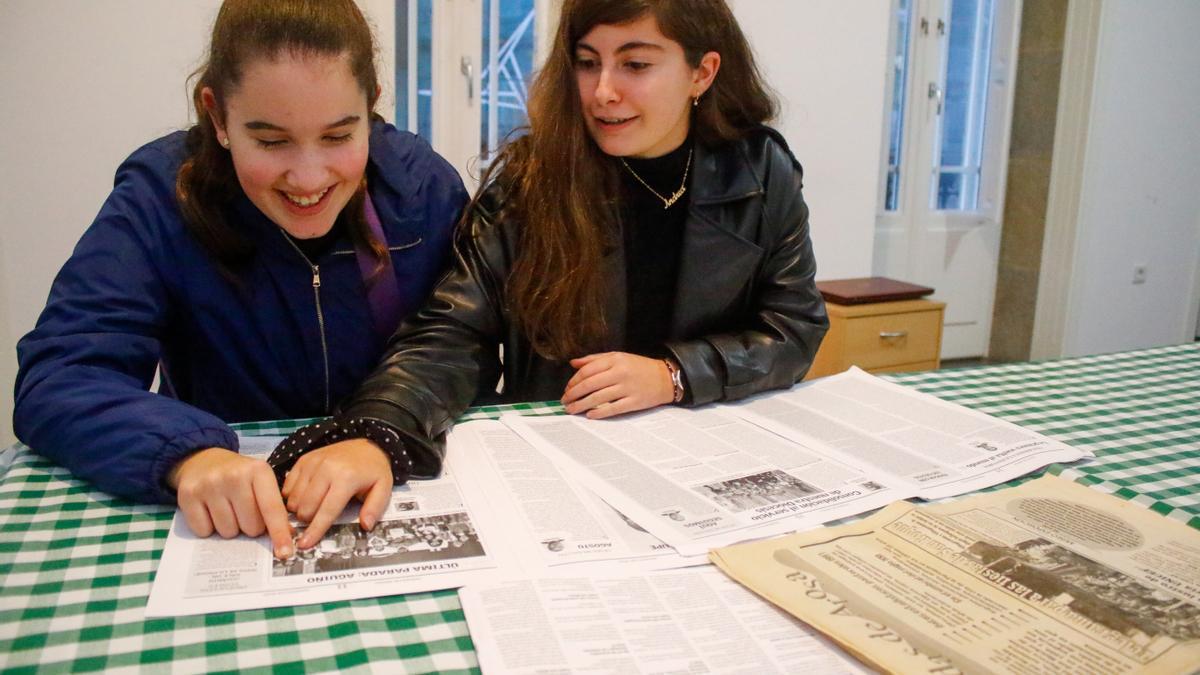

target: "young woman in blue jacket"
[13,0,467,558]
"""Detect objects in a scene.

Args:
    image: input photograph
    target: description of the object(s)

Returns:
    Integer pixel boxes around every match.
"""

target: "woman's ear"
[200,87,227,142]
[692,51,722,99]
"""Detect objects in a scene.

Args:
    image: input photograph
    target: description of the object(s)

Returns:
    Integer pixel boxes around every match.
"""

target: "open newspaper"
[459,565,871,674]
[735,367,1090,499]
[147,422,700,616]
[503,368,1090,556]
[504,407,904,557]
[711,475,1200,674]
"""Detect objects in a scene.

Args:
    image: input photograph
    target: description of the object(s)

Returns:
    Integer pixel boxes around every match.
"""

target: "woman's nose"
[593,67,619,105]
[285,151,331,192]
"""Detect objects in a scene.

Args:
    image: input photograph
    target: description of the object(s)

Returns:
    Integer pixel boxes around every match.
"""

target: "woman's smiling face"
[206,51,370,239]
[574,14,718,159]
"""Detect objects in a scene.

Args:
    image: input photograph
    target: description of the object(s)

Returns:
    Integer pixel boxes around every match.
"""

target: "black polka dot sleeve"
[267,417,413,486]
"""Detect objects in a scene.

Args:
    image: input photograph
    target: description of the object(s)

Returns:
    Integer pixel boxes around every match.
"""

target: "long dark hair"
[176,0,386,273]
[494,0,778,360]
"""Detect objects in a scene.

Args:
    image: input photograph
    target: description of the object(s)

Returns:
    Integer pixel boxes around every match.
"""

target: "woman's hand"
[281,439,393,549]
[561,352,674,419]
[169,447,295,559]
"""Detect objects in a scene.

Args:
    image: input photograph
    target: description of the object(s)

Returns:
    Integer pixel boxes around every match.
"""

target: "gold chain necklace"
[619,148,693,210]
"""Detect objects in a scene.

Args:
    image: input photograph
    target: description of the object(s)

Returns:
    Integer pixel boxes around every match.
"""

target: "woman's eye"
[573,58,598,71]
[325,134,353,144]
[625,61,650,71]
[256,139,287,149]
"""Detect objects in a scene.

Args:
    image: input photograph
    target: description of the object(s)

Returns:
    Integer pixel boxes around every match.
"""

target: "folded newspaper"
[710,475,1200,674]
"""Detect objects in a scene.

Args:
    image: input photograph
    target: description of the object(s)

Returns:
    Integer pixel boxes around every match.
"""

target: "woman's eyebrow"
[575,41,664,55]
[324,115,361,129]
[615,41,664,53]
[243,115,361,132]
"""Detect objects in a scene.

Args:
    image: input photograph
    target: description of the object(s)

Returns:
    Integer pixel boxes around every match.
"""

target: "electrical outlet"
[1132,265,1148,285]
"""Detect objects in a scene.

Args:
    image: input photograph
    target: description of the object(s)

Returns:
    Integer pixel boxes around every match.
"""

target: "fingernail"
[279,544,293,558]
[362,517,375,530]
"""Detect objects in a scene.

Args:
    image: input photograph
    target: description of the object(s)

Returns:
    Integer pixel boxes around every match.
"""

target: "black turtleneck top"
[618,139,692,357]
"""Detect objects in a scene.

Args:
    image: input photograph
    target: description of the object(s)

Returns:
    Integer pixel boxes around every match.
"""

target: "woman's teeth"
[285,187,331,207]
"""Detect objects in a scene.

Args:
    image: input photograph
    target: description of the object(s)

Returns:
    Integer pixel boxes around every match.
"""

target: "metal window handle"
[928,82,943,115]
[879,331,909,339]
[461,56,474,102]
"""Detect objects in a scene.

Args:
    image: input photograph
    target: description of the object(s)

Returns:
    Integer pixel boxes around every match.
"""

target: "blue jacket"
[14,121,467,504]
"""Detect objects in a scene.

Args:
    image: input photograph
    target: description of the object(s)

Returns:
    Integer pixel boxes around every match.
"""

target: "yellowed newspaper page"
[711,475,1200,675]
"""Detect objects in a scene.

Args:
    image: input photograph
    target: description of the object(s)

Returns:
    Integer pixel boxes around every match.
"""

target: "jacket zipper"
[281,234,332,413]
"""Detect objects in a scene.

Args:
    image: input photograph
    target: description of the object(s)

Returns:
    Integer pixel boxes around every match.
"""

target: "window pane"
[395,0,434,140]
[480,0,536,163]
[417,0,433,141]
[934,0,995,211]
[884,0,913,212]
[395,0,409,130]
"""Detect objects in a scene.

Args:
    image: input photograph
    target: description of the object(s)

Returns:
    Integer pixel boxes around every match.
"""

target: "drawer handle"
[879,330,908,339]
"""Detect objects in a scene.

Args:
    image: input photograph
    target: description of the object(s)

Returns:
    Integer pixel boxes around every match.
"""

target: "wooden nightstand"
[806,298,945,379]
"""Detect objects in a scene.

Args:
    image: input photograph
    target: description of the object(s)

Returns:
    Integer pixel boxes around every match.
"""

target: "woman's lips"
[278,185,334,214]
[595,115,637,133]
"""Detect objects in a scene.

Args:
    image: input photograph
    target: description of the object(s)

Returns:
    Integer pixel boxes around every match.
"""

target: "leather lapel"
[672,140,765,338]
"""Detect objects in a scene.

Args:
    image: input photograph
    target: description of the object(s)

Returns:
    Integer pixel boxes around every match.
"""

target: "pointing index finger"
[253,469,294,559]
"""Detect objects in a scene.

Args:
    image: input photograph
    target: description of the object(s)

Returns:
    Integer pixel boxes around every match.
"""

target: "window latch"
[461,56,474,103]
[928,82,944,115]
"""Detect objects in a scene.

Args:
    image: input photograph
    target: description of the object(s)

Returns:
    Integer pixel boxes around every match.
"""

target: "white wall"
[1061,0,1200,356]
[729,0,889,280]
[0,1,221,446]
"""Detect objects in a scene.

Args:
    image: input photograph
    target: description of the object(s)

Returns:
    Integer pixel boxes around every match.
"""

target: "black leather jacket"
[341,127,828,475]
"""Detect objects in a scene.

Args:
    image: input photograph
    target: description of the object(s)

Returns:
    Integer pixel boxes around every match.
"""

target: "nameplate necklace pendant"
[620,148,693,210]
[662,186,686,209]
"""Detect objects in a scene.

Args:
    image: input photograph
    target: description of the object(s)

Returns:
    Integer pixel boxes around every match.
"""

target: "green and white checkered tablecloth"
[2,345,1197,672]
[886,342,1200,527]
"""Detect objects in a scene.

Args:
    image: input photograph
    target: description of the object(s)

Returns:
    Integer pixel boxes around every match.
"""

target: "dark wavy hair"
[493,0,778,359]
[175,0,386,273]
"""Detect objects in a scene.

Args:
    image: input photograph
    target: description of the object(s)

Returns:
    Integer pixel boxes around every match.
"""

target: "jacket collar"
[365,119,428,209]
[689,137,765,206]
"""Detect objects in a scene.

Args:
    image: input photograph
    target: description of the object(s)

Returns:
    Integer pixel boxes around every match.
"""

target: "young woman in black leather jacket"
[270,0,828,549]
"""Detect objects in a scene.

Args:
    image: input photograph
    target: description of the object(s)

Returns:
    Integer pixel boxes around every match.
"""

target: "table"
[3,344,1197,672]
